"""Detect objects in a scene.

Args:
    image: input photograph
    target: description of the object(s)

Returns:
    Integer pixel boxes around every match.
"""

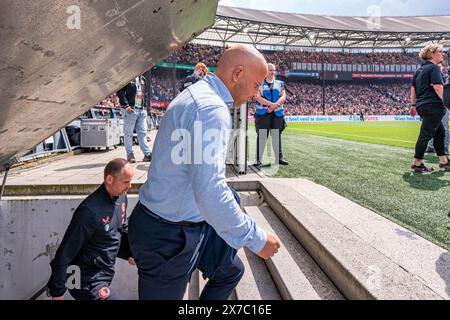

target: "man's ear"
[105,175,114,186]
[232,65,244,83]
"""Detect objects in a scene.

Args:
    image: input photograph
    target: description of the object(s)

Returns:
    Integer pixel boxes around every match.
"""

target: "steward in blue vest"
[254,63,288,166]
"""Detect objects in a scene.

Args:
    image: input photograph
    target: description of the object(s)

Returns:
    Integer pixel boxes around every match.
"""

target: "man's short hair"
[419,44,444,61]
[195,62,209,74]
[104,158,129,179]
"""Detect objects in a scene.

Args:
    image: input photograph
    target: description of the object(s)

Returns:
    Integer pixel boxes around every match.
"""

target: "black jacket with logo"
[47,184,131,297]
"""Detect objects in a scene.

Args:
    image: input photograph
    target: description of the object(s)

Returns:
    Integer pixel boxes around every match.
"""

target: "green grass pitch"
[285,121,419,148]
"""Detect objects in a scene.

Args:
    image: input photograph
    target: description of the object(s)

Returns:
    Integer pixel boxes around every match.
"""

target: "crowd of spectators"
[89,43,450,117]
[264,51,420,71]
[95,69,413,116]
[149,74,182,102]
[166,43,225,67]
[97,41,446,116]
[96,78,412,116]
[248,81,411,116]
[165,43,428,71]
[158,44,447,116]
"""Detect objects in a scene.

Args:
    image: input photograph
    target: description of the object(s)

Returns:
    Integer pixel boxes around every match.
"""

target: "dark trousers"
[69,283,119,300]
[128,202,244,300]
[255,113,285,162]
[415,103,446,159]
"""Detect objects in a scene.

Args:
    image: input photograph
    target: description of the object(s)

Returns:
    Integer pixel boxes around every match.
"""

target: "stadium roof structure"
[194,6,450,50]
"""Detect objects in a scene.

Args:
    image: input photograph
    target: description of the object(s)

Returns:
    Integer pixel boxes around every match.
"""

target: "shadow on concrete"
[55,163,105,171]
[436,252,450,298]
[135,164,150,172]
[402,172,450,191]
[242,248,281,300]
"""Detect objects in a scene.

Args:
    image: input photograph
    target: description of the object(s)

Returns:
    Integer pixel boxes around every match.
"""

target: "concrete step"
[259,180,443,300]
[267,178,450,300]
[235,248,281,300]
[244,206,344,300]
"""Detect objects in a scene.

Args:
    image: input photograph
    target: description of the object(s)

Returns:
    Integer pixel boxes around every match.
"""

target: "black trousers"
[415,103,446,160]
[128,202,244,300]
[255,113,285,162]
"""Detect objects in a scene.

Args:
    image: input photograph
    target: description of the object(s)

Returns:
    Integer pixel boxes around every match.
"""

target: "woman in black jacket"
[410,44,450,173]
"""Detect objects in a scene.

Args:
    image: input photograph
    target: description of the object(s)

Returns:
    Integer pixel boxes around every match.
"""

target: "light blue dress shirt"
[139,73,267,254]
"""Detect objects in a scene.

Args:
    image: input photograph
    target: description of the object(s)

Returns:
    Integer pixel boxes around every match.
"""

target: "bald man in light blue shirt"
[128,44,281,300]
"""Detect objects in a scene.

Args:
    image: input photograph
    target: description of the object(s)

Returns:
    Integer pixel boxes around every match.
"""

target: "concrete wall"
[0,195,138,300]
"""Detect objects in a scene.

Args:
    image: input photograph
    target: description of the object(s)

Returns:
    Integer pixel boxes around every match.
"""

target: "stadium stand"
[167,43,422,69]
[96,9,450,117]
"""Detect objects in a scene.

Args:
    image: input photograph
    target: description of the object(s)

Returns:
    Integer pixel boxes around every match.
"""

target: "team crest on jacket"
[98,286,110,299]
[102,216,110,232]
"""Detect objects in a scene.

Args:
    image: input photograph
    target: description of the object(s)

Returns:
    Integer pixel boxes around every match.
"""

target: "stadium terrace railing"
[292,62,420,73]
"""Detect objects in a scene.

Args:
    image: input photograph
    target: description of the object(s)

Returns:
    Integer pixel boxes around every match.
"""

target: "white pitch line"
[289,128,415,144]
